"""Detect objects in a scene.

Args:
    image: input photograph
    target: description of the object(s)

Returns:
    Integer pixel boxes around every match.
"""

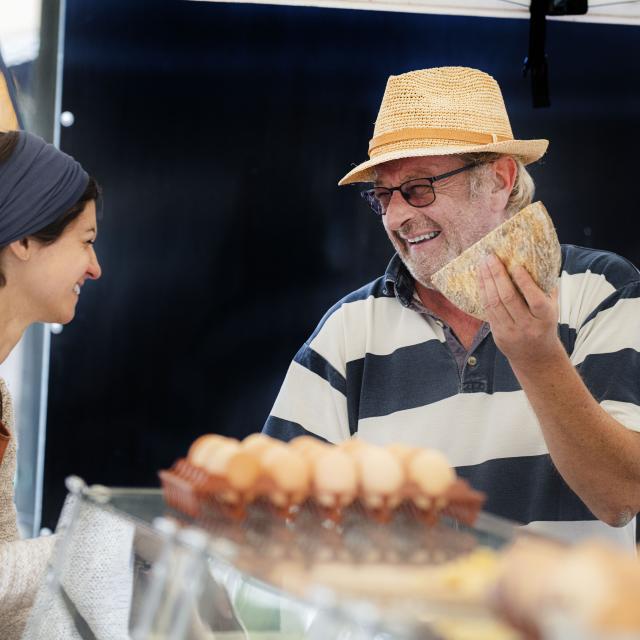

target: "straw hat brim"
[338,138,549,186]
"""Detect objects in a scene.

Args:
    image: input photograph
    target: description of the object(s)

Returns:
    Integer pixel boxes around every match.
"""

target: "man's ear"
[8,237,32,262]
[492,155,517,195]
[490,156,517,211]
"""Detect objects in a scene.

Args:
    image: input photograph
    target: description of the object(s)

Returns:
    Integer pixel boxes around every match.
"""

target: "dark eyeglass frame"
[360,163,478,216]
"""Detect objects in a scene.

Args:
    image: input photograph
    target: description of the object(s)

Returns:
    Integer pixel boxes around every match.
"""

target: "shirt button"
[467,356,478,367]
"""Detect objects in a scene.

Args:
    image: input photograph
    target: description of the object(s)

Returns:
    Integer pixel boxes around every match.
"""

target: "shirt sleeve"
[572,281,640,432]
[263,301,353,443]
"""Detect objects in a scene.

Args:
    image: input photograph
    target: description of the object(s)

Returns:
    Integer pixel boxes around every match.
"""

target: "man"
[263,66,640,549]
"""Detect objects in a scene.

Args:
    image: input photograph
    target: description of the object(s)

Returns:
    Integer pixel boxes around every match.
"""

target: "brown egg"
[313,448,358,497]
[338,437,371,459]
[358,446,404,496]
[241,433,277,455]
[188,434,230,468]
[259,440,290,469]
[339,440,378,487]
[290,435,329,461]
[386,442,416,464]
[202,440,241,475]
[226,450,261,491]
[408,449,455,496]
[262,447,311,493]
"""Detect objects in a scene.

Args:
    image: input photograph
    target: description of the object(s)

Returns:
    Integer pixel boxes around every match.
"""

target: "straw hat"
[339,67,548,185]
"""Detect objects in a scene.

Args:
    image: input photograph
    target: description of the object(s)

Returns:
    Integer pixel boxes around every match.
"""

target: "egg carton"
[159,458,485,527]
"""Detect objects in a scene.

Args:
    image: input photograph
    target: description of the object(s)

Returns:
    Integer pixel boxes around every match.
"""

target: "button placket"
[460,351,487,393]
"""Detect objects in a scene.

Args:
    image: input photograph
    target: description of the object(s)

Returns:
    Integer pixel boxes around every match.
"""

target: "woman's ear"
[8,237,32,262]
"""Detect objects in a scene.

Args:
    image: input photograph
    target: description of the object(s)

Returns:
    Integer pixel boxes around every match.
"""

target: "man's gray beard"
[400,255,438,290]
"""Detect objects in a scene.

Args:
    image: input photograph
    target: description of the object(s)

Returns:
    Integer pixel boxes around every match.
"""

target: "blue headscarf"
[0,131,89,247]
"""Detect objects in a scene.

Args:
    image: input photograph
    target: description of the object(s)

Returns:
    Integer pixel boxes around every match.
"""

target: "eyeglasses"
[360,163,478,216]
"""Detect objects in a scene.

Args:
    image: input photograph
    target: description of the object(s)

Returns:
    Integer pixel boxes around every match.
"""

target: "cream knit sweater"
[0,379,54,640]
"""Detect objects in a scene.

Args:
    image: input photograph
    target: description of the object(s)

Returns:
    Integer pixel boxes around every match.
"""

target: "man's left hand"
[478,254,563,367]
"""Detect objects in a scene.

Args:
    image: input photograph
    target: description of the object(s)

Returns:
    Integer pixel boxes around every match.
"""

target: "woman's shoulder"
[0,377,19,544]
[0,377,15,432]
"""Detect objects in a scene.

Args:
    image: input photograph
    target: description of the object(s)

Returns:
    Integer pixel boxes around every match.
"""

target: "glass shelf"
[23,477,524,640]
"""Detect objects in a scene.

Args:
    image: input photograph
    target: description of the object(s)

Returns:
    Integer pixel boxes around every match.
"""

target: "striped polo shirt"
[263,245,640,550]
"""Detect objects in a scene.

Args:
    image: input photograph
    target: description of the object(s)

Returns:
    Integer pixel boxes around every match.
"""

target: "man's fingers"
[511,265,556,320]
[479,260,515,326]
[485,255,529,321]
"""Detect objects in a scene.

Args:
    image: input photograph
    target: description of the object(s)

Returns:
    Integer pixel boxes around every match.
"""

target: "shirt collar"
[383,254,415,307]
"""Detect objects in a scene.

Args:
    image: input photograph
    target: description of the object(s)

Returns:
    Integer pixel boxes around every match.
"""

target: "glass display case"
[23,477,523,640]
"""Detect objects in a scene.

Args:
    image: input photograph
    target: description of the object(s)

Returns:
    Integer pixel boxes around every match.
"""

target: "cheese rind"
[431,202,561,321]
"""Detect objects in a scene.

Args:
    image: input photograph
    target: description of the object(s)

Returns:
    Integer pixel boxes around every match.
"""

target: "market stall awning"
[194,0,640,26]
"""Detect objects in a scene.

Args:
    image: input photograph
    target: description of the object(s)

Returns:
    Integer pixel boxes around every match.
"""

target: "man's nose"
[384,190,416,231]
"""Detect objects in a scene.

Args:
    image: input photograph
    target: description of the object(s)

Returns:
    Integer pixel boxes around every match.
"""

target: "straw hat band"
[368,127,514,156]
[338,68,549,185]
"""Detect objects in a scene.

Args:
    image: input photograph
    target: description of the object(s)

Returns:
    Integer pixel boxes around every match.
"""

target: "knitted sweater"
[0,378,54,640]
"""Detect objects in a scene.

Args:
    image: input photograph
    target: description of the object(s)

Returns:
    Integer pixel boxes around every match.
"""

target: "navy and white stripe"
[264,245,640,550]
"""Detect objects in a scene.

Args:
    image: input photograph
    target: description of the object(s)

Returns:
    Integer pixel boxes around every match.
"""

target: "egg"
[202,440,241,475]
[338,437,371,459]
[313,448,358,497]
[289,435,329,461]
[386,442,415,464]
[262,447,311,493]
[241,433,277,455]
[188,434,230,468]
[259,440,290,469]
[358,446,404,496]
[225,450,261,491]
[408,449,455,495]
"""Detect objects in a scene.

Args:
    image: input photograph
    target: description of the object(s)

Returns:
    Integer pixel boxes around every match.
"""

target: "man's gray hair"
[458,152,535,216]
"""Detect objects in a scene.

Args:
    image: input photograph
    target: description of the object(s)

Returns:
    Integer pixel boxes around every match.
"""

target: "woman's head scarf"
[0,131,88,246]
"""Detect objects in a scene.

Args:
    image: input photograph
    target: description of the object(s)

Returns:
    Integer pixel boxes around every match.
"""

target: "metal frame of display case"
[23,476,523,640]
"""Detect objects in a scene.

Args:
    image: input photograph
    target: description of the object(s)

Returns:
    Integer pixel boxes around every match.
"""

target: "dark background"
[42,0,640,527]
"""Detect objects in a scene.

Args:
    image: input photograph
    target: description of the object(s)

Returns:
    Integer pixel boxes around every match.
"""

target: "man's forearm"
[510,343,640,526]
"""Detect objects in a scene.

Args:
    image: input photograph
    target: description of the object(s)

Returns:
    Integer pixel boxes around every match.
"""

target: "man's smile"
[405,230,441,245]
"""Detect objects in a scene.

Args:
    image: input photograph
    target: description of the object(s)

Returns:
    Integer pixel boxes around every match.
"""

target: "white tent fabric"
[194,0,640,26]
[0,0,40,66]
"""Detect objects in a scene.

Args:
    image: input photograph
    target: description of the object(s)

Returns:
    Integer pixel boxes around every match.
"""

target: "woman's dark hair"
[0,130,19,162]
[0,130,101,285]
[29,175,101,245]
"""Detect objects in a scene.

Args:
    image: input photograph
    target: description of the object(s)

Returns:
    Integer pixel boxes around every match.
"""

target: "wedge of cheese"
[431,201,561,321]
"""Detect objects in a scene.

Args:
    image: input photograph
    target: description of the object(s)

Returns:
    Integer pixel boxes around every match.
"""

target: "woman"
[0,129,102,638]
